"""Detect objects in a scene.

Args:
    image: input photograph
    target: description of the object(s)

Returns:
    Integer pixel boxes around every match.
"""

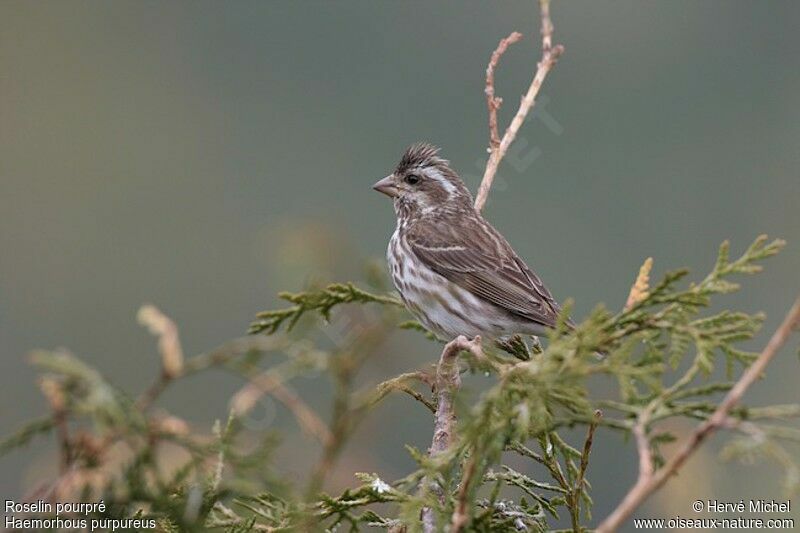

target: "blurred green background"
[1,0,798,528]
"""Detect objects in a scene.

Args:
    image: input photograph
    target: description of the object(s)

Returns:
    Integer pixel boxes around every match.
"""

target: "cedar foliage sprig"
[248,282,402,334]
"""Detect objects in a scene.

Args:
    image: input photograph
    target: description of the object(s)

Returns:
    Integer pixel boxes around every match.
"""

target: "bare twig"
[135,375,170,413]
[364,371,436,413]
[135,335,288,412]
[137,304,184,379]
[305,319,394,500]
[485,31,523,149]
[38,377,70,471]
[422,335,484,533]
[231,371,333,446]
[596,295,800,532]
[135,304,185,411]
[633,419,654,480]
[572,409,602,529]
[451,454,479,533]
[474,0,565,212]
[430,336,483,456]
[423,0,563,524]
[424,6,564,525]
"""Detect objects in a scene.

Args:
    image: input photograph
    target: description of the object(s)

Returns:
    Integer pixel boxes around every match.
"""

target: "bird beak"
[372,175,399,198]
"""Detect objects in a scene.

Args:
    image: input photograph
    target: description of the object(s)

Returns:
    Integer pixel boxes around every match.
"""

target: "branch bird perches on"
[423,1,564,530]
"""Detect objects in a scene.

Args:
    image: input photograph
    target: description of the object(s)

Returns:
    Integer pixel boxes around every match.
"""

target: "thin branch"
[422,335,484,533]
[304,319,393,501]
[579,411,601,484]
[135,304,185,411]
[230,371,333,446]
[135,335,288,412]
[573,409,601,526]
[430,336,483,456]
[596,294,800,532]
[363,371,436,413]
[485,31,523,149]
[135,375,170,413]
[474,0,565,212]
[38,377,70,471]
[451,454,479,533]
[633,420,654,480]
[137,304,184,379]
[446,336,504,533]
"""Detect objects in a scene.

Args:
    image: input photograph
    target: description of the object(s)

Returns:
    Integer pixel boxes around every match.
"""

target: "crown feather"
[395,143,448,174]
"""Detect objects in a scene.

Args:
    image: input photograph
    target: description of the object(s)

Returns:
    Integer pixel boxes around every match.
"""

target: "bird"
[373,142,569,344]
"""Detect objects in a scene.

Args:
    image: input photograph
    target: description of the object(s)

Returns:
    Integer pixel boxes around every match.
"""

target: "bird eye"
[405,174,420,185]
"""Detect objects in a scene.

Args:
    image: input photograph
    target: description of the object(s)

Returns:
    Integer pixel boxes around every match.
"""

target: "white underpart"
[387,222,543,340]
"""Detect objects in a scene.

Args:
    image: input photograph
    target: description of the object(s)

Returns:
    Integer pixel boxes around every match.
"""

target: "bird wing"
[406,216,564,329]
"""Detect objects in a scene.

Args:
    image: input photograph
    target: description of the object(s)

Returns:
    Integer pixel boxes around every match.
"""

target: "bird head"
[373,143,473,215]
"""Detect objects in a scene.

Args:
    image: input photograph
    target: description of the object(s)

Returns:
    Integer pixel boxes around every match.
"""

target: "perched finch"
[373,143,569,343]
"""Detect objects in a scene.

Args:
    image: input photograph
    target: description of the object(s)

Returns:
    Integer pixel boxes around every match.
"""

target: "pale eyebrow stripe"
[421,167,457,195]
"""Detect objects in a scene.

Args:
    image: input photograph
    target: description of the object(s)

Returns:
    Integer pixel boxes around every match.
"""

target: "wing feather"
[407,215,564,329]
